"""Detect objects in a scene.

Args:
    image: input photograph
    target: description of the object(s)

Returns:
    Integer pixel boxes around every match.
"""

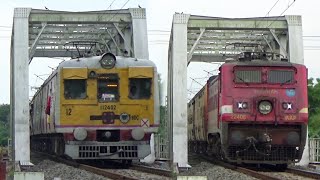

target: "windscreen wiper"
[280,78,293,86]
[236,76,249,86]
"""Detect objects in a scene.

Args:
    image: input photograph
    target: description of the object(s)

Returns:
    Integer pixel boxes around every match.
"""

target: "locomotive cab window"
[64,79,87,99]
[129,78,152,99]
[268,70,295,84]
[98,74,119,102]
[234,69,261,83]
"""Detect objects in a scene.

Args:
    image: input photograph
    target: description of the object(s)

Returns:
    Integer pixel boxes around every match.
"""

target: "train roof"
[58,55,157,69]
[222,59,304,67]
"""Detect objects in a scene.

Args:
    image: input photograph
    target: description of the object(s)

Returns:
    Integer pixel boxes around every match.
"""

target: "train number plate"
[231,114,247,120]
[284,115,297,121]
[100,105,116,111]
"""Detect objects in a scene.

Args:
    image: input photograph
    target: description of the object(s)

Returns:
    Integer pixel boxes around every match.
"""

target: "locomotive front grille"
[78,145,138,158]
[119,146,138,158]
[79,146,99,158]
[227,145,300,162]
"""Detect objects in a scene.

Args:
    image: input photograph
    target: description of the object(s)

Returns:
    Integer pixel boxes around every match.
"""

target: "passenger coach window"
[98,76,119,102]
[235,70,261,83]
[129,78,152,99]
[64,79,87,99]
[268,70,294,84]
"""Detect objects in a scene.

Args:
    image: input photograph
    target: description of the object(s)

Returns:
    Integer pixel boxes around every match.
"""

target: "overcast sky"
[0,0,319,104]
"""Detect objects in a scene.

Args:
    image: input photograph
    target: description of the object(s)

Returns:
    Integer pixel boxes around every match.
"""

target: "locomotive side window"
[129,78,152,99]
[234,70,261,83]
[268,70,295,84]
[64,79,87,99]
[98,77,119,102]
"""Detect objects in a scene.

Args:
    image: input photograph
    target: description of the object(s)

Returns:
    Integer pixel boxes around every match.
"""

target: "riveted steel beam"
[190,54,238,62]
[262,35,274,52]
[113,23,134,55]
[29,22,47,63]
[29,9,132,23]
[187,28,205,65]
[269,29,288,58]
[188,16,288,30]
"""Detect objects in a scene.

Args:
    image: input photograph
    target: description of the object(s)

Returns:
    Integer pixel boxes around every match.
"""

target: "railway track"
[285,167,320,179]
[195,153,320,180]
[130,164,172,177]
[78,164,138,180]
[30,151,170,180]
[31,151,138,180]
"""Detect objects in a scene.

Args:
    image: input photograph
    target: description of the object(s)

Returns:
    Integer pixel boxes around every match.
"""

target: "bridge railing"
[154,133,169,160]
[154,97,169,161]
[309,138,320,163]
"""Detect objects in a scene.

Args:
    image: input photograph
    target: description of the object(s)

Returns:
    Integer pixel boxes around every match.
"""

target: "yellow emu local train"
[30,53,160,162]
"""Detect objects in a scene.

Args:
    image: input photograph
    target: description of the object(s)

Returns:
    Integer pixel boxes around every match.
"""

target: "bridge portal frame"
[10,7,149,165]
[167,14,305,168]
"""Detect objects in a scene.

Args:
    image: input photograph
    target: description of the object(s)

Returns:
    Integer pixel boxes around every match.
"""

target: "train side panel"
[31,73,58,135]
[187,100,195,142]
[207,76,220,135]
[194,86,207,141]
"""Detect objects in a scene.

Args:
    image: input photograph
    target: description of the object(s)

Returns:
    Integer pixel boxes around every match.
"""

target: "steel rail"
[196,154,282,180]
[79,164,138,180]
[236,166,281,180]
[286,167,320,179]
[130,164,172,177]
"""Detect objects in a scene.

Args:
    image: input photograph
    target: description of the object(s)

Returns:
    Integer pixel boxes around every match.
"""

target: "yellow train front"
[30,53,160,162]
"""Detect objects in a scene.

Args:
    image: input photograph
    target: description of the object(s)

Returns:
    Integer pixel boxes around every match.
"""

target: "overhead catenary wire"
[34,74,45,81]
[0,25,11,28]
[81,0,131,47]
[243,0,281,45]
[266,0,297,28]
[265,0,281,17]
[148,30,170,33]
[302,35,320,38]
[107,0,118,9]
[241,1,296,49]
[105,0,131,22]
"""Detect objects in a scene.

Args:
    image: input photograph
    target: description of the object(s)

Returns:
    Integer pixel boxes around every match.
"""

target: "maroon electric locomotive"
[188,52,308,167]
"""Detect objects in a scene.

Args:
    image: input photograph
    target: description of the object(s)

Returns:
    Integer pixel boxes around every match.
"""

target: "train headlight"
[282,102,292,110]
[238,102,248,109]
[258,101,272,115]
[73,128,87,141]
[88,70,97,78]
[104,131,112,138]
[131,127,145,140]
[100,53,116,69]
[120,113,130,124]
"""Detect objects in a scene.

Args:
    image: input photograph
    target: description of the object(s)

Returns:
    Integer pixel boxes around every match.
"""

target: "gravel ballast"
[179,162,258,180]
[24,160,109,180]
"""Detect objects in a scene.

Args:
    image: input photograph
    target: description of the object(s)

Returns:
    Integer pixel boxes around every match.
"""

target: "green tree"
[0,104,9,146]
[0,122,9,146]
[0,104,9,124]
[308,78,320,137]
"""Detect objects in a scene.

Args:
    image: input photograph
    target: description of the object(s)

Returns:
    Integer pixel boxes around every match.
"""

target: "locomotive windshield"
[234,68,295,85]
[235,70,261,83]
[268,70,294,84]
[64,79,87,99]
[98,74,119,102]
[129,78,152,99]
